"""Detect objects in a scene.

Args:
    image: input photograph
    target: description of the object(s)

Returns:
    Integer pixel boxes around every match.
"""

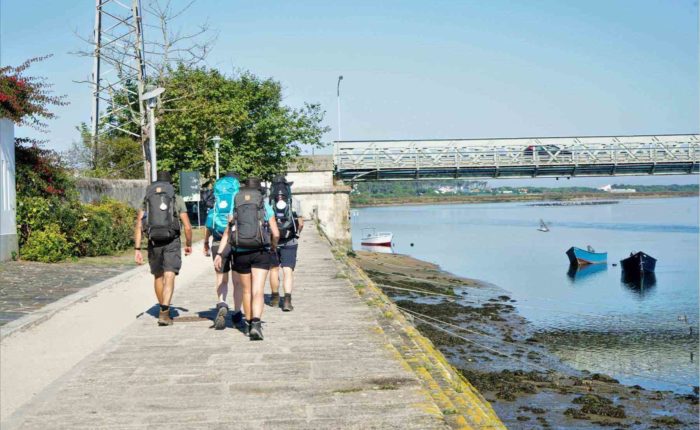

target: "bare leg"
[231,271,243,313]
[154,274,164,304]
[269,266,280,295]
[217,272,229,303]
[282,267,294,294]
[161,272,176,306]
[239,272,252,319]
[251,268,268,319]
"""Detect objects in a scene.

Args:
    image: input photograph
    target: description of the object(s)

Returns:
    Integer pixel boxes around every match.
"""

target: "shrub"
[21,224,72,263]
[94,198,136,251]
[15,195,54,246]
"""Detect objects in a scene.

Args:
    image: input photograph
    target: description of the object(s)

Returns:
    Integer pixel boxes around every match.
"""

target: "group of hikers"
[134,170,302,341]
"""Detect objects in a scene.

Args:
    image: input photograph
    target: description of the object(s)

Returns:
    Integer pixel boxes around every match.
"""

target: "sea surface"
[352,197,700,393]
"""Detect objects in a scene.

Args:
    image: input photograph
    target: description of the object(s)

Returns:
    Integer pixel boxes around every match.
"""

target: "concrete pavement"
[2,227,458,429]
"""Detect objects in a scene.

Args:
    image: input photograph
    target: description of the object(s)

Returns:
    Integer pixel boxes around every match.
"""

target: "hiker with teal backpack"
[268,175,303,312]
[204,172,244,330]
[134,171,193,326]
[215,177,279,340]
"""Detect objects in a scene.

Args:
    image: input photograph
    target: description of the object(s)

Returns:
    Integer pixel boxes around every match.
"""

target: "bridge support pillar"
[286,156,351,246]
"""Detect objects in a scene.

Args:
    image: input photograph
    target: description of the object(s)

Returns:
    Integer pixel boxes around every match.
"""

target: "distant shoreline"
[351,191,698,208]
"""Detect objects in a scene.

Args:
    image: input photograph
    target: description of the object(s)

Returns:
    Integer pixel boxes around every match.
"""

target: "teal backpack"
[205,176,240,239]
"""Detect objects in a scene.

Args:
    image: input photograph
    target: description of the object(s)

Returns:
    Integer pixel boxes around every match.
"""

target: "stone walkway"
[0,260,132,326]
[3,227,452,429]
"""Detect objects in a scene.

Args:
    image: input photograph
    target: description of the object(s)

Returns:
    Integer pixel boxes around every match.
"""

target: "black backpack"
[232,187,270,249]
[143,181,180,243]
[270,176,297,241]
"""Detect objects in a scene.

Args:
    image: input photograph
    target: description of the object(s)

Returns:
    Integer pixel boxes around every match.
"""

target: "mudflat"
[354,250,700,429]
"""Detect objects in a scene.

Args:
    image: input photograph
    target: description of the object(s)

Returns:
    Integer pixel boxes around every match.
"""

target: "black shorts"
[232,250,271,274]
[276,245,298,270]
[211,243,232,273]
[148,237,182,275]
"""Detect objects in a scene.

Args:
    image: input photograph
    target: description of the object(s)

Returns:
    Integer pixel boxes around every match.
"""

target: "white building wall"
[0,118,17,261]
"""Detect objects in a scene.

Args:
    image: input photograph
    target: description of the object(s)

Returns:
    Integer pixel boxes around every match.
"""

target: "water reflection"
[567,264,608,282]
[361,245,395,254]
[621,271,657,298]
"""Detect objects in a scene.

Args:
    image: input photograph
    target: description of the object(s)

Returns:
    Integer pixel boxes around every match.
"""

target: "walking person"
[134,171,192,326]
[204,172,244,330]
[215,177,279,340]
[268,175,303,311]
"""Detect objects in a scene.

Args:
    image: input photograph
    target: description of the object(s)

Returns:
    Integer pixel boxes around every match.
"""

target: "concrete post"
[286,156,351,245]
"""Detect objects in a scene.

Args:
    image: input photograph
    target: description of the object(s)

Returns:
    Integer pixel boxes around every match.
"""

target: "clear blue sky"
[1,0,698,185]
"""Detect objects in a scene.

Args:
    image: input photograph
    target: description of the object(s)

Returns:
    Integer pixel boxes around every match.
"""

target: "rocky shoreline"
[353,251,699,429]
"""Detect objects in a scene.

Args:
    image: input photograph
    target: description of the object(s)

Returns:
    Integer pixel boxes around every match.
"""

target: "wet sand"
[354,251,699,429]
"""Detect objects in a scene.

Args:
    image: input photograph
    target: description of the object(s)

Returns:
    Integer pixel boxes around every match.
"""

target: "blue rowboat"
[567,263,608,281]
[566,246,608,266]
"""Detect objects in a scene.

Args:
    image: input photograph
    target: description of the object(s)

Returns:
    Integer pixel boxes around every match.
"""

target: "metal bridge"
[334,134,699,181]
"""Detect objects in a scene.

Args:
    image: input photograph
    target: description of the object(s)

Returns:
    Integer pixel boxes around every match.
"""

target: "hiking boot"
[241,320,251,336]
[249,321,263,340]
[231,310,243,324]
[158,310,173,326]
[214,304,228,330]
[269,293,280,307]
[282,295,294,312]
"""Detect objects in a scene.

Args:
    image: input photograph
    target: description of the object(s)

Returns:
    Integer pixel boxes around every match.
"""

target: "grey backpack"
[144,181,180,243]
[231,187,270,249]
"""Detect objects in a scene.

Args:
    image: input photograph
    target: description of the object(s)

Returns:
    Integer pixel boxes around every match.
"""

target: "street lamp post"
[336,75,343,141]
[141,87,165,182]
[211,136,222,179]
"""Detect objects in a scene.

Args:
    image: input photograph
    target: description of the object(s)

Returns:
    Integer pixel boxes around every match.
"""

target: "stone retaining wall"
[76,178,148,209]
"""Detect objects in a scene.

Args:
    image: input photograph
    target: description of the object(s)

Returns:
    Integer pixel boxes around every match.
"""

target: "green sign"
[179,171,200,202]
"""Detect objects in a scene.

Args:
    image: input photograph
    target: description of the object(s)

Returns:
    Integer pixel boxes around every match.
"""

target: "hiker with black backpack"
[268,175,303,312]
[134,171,193,326]
[203,171,244,330]
[214,177,279,340]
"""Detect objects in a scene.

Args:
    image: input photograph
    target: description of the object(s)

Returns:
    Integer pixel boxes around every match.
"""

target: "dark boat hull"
[620,252,657,277]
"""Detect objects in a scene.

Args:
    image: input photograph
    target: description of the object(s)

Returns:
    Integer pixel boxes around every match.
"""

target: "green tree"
[66,123,144,179]
[111,64,328,181]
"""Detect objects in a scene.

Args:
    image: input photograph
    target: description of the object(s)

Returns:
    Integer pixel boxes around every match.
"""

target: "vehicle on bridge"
[523,144,573,158]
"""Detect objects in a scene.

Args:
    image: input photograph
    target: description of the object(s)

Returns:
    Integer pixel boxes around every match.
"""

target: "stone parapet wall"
[284,155,351,244]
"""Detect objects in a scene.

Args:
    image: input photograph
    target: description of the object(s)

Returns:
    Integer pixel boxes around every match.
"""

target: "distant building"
[599,184,636,193]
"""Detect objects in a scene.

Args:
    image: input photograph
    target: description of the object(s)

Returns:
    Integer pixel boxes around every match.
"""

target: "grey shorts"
[276,245,298,270]
[148,237,182,275]
[211,243,232,273]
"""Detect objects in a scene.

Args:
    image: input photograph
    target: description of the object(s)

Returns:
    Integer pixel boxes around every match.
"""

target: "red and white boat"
[360,228,393,247]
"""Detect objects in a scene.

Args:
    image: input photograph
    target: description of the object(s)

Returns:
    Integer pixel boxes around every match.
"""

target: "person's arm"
[134,209,144,265]
[269,216,280,251]
[296,214,304,235]
[203,228,211,256]
[213,224,231,271]
[179,211,193,256]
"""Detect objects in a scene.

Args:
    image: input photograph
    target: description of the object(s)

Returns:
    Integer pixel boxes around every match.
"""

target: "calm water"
[352,197,700,392]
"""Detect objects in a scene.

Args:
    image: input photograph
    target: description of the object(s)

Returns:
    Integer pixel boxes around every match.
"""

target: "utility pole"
[91,0,102,168]
[89,0,149,180]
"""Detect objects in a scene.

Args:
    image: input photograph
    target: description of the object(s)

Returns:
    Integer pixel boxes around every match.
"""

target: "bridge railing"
[335,135,700,172]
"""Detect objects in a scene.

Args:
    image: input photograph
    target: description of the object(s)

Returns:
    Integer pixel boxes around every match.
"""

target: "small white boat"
[538,219,550,232]
[360,228,393,247]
